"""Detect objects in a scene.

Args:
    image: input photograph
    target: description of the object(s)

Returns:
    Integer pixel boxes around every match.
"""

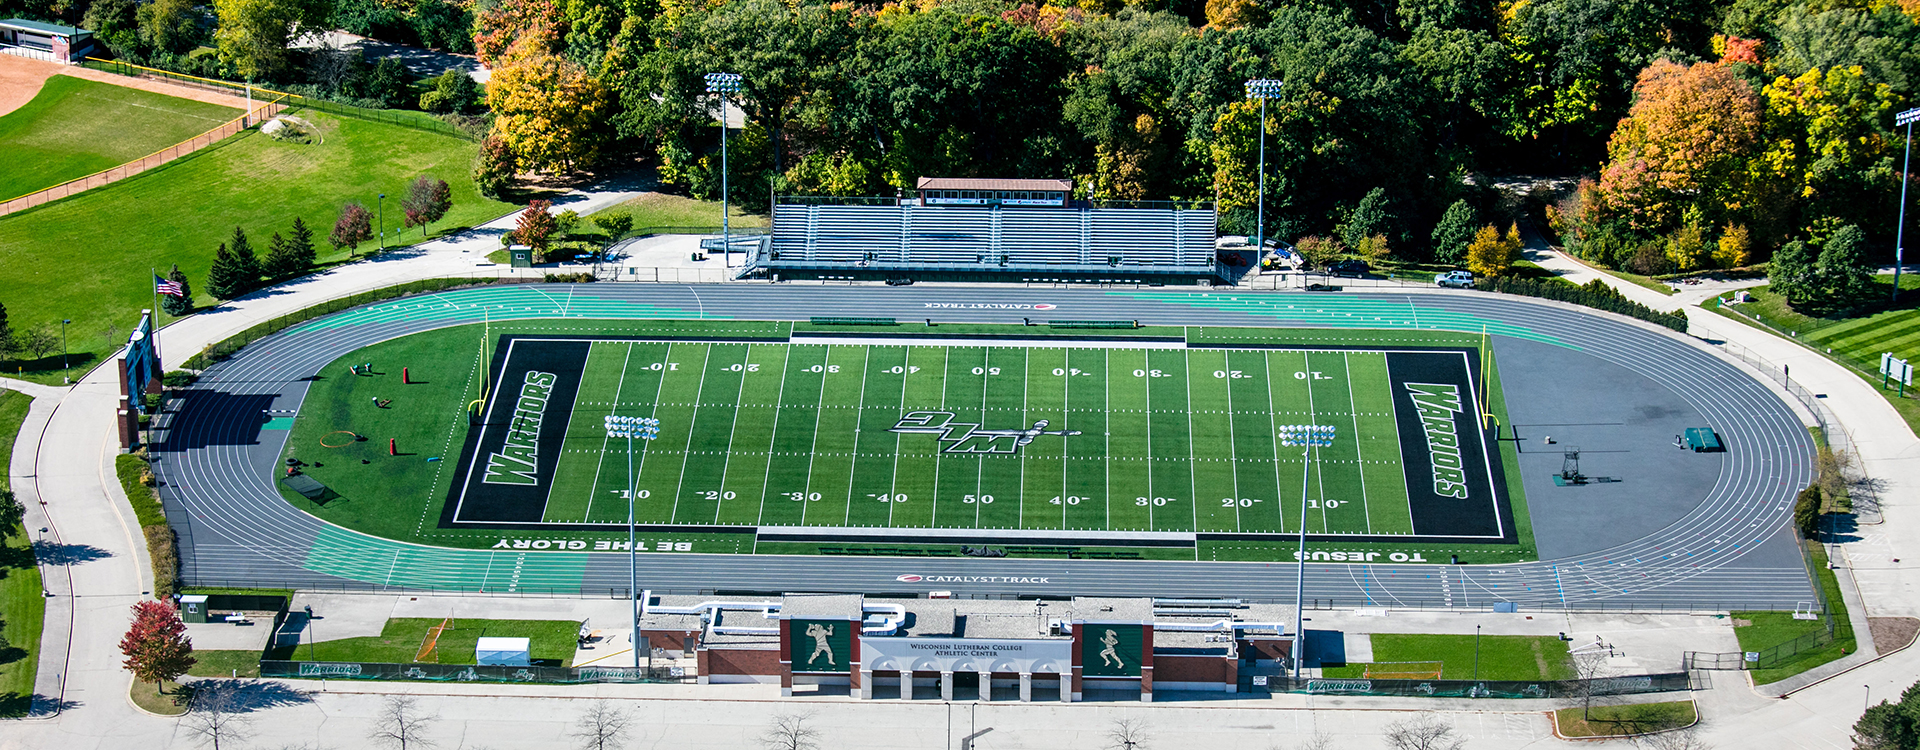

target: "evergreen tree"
[0,300,13,358]
[288,217,316,269]
[159,265,194,317]
[1431,200,1476,266]
[1342,187,1393,251]
[227,227,260,295]
[263,232,300,279]
[205,243,243,300]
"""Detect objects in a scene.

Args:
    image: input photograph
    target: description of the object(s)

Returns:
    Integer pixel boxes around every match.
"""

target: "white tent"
[475,637,531,666]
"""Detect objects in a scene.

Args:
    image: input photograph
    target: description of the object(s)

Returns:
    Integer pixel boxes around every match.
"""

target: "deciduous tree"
[119,600,195,692]
[213,0,330,80]
[569,700,632,750]
[183,681,253,750]
[419,69,482,114]
[1466,224,1521,278]
[0,301,15,358]
[1816,224,1874,299]
[402,176,454,236]
[0,489,24,537]
[487,42,610,173]
[516,199,557,260]
[331,203,374,255]
[1596,61,1764,234]
[1715,224,1751,268]
[369,695,437,750]
[1769,239,1817,304]
[473,136,518,199]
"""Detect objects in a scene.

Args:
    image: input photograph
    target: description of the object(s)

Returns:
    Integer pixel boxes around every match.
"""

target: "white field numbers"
[1136,496,1176,506]
[1050,495,1087,505]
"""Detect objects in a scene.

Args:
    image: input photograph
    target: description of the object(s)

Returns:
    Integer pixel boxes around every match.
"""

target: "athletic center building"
[639,593,1291,701]
[748,178,1221,285]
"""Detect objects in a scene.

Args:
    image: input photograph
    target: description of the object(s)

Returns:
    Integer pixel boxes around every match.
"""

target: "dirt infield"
[58,66,255,111]
[0,54,62,117]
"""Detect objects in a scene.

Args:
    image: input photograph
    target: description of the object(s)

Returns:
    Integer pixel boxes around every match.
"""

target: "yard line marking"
[1343,352,1373,534]
[754,343,793,526]
[1145,349,1157,529]
[974,347,992,528]
[583,342,635,522]
[843,347,873,527]
[1223,351,1243,532]
[887,347,911,527]
[712,343,753,524]
[1104,347,1113,532]
[1304,351,1328,533]
[1019,347,1031,529]
[667,343,714,524]
[1263,351,1285,534]
[1184,349,1201,533]
[799,346,833,526]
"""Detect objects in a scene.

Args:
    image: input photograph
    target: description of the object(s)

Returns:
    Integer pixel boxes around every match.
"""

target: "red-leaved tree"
[120,600,195,693]
[331,202,375,256]
[516,199,557,261]
[402,176,454,237]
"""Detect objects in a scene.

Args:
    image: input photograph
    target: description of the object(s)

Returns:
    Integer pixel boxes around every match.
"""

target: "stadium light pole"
[1244,79,1284,254]
[706,72,743,269]
[1894,107,1920,302]
[1278,424,1334,684]
[605,414,660,672]
[378,193,387,252]
[60,318,70,384]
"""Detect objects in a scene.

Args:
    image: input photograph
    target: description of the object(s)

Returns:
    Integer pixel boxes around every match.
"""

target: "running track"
[153,285,1817,610]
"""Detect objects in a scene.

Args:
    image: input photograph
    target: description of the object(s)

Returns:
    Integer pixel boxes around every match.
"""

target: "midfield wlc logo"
[889,410,1082,454]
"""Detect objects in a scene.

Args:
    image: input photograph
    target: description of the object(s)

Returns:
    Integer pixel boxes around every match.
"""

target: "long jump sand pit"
[0,54,62,117]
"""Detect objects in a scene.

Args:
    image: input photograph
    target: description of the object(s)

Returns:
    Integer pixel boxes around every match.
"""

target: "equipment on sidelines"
[389,438,397,456]
[1553,448,1588,486]
[320,430,362,448]
[415,617,454,662]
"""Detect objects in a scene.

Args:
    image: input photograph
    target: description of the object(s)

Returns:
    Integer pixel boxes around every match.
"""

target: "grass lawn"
[0,388,43,717]
[588,192,768,230]
[1320,634,1574,681]
[1734,544,1856,685]
[129,678,188,715]
[0,109,512,383]
[186,649,263,678]
[1554,701,1696,738]
[1707,279,1920,435]
[0,75,239,201]
[283,618,581,666]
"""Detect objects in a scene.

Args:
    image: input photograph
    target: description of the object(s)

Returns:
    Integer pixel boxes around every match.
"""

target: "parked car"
[1436,270,1475,288]
[1328,259,1371,277]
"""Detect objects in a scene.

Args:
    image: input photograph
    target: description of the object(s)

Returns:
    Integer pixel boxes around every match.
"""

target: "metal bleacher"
[755,199,1219,283]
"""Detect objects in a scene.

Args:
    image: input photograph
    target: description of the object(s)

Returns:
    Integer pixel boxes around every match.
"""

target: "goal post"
[415,617,454,663]
[1363,661,1445,680]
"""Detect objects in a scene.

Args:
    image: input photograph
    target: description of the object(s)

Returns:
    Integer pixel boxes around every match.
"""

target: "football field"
[449,335,1512,541]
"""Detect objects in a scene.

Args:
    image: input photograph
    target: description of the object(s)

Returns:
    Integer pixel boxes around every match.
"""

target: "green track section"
[1130,294,1568,347]
[305,525,587,592]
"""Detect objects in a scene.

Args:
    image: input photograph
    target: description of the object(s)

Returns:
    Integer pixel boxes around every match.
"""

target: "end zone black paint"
[1386,350,1514,541]
[445,337,590,524]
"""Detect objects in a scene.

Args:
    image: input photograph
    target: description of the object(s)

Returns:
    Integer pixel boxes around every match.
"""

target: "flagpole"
[152,267,160,327]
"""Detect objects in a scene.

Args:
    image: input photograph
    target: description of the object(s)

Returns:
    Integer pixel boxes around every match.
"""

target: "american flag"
[154,274,185,297]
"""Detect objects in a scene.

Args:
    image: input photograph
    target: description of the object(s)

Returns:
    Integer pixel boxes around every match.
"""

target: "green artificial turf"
[0,75,240,200]
[287,618,581,666]
[0,109,512,381]
[0,388,43,717]
[274,319,1533,565]
[1320,633,1575,681]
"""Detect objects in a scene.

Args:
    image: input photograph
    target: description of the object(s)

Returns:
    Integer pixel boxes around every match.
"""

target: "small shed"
[179,594,210,624]
[475,637,531,666]
[0,19,94,63]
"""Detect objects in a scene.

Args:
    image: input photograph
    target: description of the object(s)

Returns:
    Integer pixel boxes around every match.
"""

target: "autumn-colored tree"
[472,0,561,67]
[516,199,558,260]
[331,203,374,255]
[486,42,610,173]
[1715,224,1751,268]
[1466,224,1521,278]
[1663,209,1713,272]
[1292,236,1344,270]
[120,600,195,692]
[1353,234,1392,262]
[1596,61,1764,234]
[1204,0,1266,30]
[1756,66,1897,241]
[402,176,454,236]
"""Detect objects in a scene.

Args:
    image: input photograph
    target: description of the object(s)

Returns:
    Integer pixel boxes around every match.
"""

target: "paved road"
[154,284,1814,611]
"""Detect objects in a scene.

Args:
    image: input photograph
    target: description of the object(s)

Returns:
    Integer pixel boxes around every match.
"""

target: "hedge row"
[1476,276,1688,332]
[115,453,178,600]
